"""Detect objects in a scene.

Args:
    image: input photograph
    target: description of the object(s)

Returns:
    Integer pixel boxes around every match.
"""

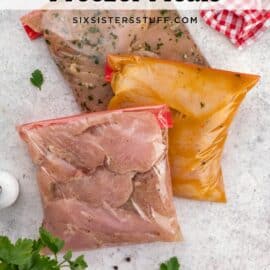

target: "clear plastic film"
[17,105,182,251]
[106,55,260,203]
[21,10,208,112]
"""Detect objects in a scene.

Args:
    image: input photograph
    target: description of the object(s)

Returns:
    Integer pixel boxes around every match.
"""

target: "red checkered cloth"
[200,6,270,49]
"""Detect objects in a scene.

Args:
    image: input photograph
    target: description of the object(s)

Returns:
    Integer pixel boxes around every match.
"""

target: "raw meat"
[21,10,208,112]
[18,106,181,250]
[53,168,135,208]
[106,54,260,202]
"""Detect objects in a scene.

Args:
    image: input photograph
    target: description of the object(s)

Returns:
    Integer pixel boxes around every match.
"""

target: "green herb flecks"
[130,34,137,48]
[175,30,183,38]
[112,40,116,50]
[77,41,83,49]
[89,55,100,65]
[160,10,168,16]
[82,36,102,48]
[144,42,152,51]
[200,101,205,108]
[156,42,164,50]
[45,39,51,45]
[89,26,100,33]
[30,69,44,90]
[52,12,59,18]
[110,32,118,40]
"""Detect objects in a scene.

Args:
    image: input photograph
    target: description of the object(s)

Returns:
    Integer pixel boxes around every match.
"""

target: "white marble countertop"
[0,10,269,270]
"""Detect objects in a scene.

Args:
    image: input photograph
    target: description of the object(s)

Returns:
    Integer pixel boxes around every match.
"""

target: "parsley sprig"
[0,227,88,270]
[0,227,180,270]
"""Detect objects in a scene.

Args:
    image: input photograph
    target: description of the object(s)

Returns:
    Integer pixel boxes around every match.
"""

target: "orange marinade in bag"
[106,55,260,202]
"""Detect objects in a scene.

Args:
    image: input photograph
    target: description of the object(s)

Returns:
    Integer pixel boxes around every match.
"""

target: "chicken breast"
[18,106,182,250]
[53,168,135,208]
[22,10,208,112]
[43,198,178,250]
[89,112,166,174]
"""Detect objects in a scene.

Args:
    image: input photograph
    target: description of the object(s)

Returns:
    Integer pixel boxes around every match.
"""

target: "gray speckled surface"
[0,10,269,270]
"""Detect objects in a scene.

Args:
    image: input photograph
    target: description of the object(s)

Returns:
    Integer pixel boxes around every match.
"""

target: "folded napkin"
[200,2,270,49]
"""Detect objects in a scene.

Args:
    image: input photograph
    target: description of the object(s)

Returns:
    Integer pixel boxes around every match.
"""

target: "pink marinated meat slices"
[18,106,181,250]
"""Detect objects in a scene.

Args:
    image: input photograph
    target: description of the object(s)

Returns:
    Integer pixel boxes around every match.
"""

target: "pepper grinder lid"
[0,171,19,210]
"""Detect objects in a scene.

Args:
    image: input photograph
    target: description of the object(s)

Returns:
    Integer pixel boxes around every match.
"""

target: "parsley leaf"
[0,228,87,270]
[63,250,88,270]
[0,236,12,263]
[64,250,73,261]
[0,237,33,266]
[39,227,64,254]
[70,255,88,270]
[32,239,45,253]
[160,257,180,270]
[9,239,33,265]
[29,253,59,270]
[30,69,44,90]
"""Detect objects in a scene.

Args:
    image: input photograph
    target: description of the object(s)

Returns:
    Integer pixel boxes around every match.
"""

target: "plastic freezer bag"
[18,105,182,251]
[106,55,260,202]
[21,10,208,112]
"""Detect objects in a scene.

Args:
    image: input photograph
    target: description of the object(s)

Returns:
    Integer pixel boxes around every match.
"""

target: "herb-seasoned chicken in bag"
[18,105,181,251]
[21,10,208,112]
[106,55,260,202]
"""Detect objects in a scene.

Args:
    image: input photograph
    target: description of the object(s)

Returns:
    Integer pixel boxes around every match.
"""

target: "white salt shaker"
[0,171,19,210]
